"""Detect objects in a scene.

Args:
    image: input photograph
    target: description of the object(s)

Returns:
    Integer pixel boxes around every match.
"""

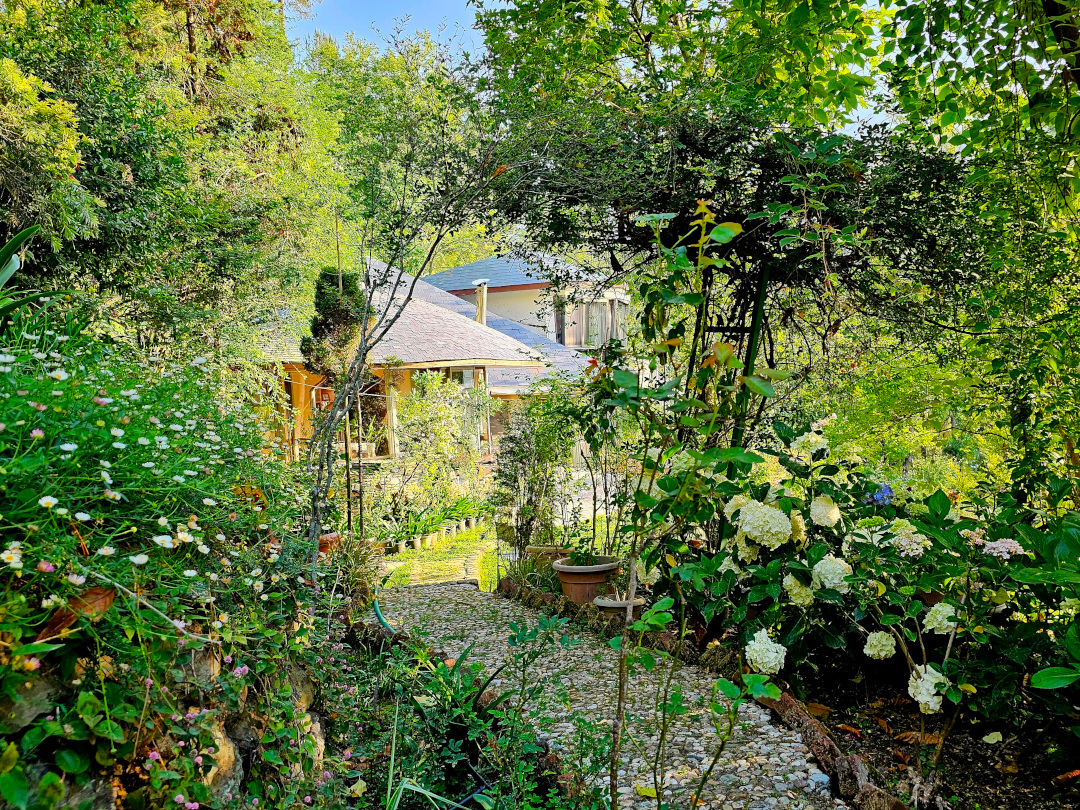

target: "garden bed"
[796,657,1080,810]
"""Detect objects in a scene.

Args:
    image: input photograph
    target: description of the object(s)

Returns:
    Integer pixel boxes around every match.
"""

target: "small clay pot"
[593,595,645,620]
[410,535,422,550]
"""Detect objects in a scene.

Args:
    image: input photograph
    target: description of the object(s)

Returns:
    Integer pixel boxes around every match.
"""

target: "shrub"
[0,311,348,808]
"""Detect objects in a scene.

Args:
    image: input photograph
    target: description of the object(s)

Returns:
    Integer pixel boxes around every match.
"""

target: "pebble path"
[378,583,848,810]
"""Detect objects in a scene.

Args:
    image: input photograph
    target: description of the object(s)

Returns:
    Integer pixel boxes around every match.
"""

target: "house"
[423,254,631,349]
[256,272,578,459]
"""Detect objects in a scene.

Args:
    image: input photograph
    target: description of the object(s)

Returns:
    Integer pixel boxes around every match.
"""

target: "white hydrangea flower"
[809,495,841,528]
[723,494,750,521]
[863,631,896,660]
[744,629,787,675]
[811,554,853,594]
[888,519,932,558]
[923,602,956,635]
[733,531,760,563]
[736,500,792,550]
[783,574,815,608]
[908,664,949,714]
[790,512,808,548]
[790,430,828,459]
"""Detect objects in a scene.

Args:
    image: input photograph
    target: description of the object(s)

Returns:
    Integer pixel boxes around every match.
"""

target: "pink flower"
[223,655,232,664]
[37,560,55,573]
[304,798,312,805]
[148,751,161,761]
[145,678,154,687]
[194,755,203,765]
[174,795,184,804]
[343,750,352,759]
[30,429,44,439]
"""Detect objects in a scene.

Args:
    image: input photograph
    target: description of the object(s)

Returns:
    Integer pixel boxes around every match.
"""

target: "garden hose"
[371,584,394,631]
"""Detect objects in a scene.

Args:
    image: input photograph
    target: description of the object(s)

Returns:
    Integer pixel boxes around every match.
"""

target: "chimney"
[473,278,489,326]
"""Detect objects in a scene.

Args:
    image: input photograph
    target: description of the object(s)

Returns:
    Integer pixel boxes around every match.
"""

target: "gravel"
[377,583,846,810]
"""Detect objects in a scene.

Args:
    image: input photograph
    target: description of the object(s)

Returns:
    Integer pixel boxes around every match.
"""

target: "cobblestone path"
[378,583,846,810]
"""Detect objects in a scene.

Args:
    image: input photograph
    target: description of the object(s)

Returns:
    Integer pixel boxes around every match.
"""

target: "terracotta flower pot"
[465,517,477,530]
[593,595,645,620]
[422,532,438,549]
[387,540,406,555]
[552,557,618,604]
[458,519,467,532]
[410,535,422,550]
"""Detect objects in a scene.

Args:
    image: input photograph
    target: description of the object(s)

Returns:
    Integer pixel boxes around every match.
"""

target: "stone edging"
[496,577,910,810]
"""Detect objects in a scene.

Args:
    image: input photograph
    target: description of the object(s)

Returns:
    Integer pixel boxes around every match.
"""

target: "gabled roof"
[366,296,542,368]
[405,273,588,377]
[425,254,569,293]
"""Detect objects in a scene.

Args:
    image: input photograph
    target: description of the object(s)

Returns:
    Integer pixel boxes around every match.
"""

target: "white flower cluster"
[863,631,896,660]
[790,430,828,460]
[783,574,815,608]
[888,519,931,558]
[745,628,787,674]
[982,538,1024,560]
[736,500,792,551]
[811,554,853,594]
[2,541,23,570]
[791,512,808,548]
[908,664,949,714]
[923,602,956,635]
[809,495,841,528]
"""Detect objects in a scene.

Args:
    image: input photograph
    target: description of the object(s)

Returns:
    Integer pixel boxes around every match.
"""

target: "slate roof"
[255,323,306,364]
[424,254,569,292]
[366,296,542,367]
[403,272,589,381]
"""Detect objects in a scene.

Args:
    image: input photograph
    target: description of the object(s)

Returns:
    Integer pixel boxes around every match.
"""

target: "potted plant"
[552,545,619,604]
[403,510,428,551]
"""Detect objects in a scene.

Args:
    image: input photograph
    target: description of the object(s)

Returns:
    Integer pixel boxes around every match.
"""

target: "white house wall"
[457,289,556,337]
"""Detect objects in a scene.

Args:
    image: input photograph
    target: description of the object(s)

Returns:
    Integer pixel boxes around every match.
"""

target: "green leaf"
[473,795,495,810]
[926,489,951,523]
[10,642,63,658]
[0,744,17,775]
[611,369,639,390]
[37,772,65,807]
[95,720,125,743]
[743,375,776,398]
[0,768,28,810]
[716,679,741,700]
[1031,667,1080,689]
[54,749,88,775]
[0,226,39,291]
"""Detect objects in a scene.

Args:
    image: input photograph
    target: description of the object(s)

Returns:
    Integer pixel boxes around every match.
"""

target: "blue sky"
[287,0,480,47]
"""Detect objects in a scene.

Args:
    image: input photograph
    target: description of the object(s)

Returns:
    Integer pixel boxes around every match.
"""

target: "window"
[558,299,627,347]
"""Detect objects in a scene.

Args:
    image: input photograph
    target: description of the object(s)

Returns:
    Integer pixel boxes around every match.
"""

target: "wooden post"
[355,395,364,542]
[386,374,399,457]
[344,399,353,534]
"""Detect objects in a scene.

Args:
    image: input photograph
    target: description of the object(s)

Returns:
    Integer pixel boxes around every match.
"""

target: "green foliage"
[300,269,367,381]
[313,620,605,810]
[0,301,347,808]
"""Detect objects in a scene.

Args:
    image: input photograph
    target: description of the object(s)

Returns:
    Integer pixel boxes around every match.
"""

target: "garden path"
[382,525,497,588]
[377,583,846,810]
